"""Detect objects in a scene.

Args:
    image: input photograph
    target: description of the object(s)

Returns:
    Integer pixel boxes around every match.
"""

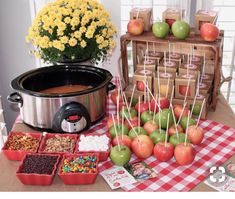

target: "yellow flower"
[80,40,87,48]
[64,17,71,24]
[57,22,66,31]
[85,31,93,39]
[109,39,116,49]
[69,38,77,46]
[96,36,104,44]
[60,36,69,44]
[70,17,80,27]
[103,40,109,48]
[79,26,86,33]
[74,31,82,40]
[98,44,104,50]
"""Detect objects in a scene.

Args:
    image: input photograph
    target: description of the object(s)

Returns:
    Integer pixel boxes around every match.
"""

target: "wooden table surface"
[0,95,235,192]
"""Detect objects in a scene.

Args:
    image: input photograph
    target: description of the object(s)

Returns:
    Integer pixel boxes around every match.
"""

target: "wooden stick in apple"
[112,114,121,151]
[123,112,140,140]
[180,0,183,20]
[196,98,206,128]
[190,87,199,118]
[176,102,187,126]
[147,82,151,113]
[164,51,167,75]
[138,96,141,131]
[170,104,179,138]
[184,112,190,146]
[166,77,170,99]
[183,78,191,106]
[128,84,136,111]
[170,85,175,107]
[116,87,120,126]
[165,113,170,147]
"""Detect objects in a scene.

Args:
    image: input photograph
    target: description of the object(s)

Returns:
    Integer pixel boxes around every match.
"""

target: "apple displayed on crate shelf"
[162,8,185,28]
[133,69,154,92]
[172,21,191,40]
[152,21,170,39]
[127,19,144,36]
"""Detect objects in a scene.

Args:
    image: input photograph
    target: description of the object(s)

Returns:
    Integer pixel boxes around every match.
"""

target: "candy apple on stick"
[154,113,174,162]
[188,99,205,145]
[174,112,196,165]
[127,9,144,36]
[110,114,131,166]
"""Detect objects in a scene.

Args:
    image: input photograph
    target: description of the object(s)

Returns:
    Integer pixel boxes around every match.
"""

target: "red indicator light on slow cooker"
[68,115,80,121]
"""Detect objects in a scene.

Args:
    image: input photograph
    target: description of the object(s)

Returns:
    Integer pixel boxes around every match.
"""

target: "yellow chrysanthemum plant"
[26,0,117,64]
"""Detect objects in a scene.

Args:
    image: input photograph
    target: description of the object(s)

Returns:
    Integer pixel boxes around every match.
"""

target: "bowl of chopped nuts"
[38,133,77,156]
[2,132,42,161]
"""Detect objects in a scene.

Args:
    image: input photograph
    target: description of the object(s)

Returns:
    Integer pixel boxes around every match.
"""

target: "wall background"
[0,0,36,130]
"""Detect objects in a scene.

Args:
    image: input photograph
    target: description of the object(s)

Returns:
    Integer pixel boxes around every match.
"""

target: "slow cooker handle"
[107,82,116,92]
[7,92,23,107]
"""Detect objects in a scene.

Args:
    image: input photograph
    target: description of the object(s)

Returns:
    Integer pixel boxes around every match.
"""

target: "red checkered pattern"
[14,77,235,191]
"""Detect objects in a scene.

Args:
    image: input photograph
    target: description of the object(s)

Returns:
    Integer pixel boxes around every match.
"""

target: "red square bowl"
[75,133,111,162]
[38,133,77,155]
[16,153,60,186]
[2,132,42,161]
[58,153,99,185]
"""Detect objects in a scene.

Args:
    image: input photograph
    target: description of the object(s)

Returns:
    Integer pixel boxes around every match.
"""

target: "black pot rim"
[11,65,113,98]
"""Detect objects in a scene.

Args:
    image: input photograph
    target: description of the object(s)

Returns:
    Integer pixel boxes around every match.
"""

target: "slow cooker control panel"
[52,102,90,133]
[61,115,87,132]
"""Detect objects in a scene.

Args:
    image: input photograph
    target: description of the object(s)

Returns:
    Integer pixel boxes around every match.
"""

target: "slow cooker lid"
[11,65,113,97]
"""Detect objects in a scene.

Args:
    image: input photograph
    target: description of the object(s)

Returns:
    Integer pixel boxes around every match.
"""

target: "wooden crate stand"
[120,31,224,110]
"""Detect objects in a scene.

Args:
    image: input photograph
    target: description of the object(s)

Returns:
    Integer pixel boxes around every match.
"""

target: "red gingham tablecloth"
[14,78,235,192]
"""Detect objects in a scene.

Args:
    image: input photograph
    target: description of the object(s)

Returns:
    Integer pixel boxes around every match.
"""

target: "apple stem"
[123,112,140,140]
[165,113,170,147]
[129,84,136,111]
[112,114,121,151]
[190,85,199,118]
[117,87,120,126]
[184,112,190,146]
[166,77,170,98]
[196,98,206,128]
[176,102,187,126]
[183,77,191,106]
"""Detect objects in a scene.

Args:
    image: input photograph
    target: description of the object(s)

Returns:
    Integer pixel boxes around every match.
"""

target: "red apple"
[174,143,195,165]
[135,101,149,114]
[107,115,121,129]
[154,142,174,162]
[179,85,191,96]
[136,81,145,91]
[143,120,158,135]
[127,19,144,36]
[200,23,219,42]
[173,105,190,120]
[131,135,154,159]
[124,116,140,130]
[112,135,132,148]
[158,97,170,109]
[165,19,176,28]
[168,124,184,136]
[187,125,204,145]
[111,90,123,105]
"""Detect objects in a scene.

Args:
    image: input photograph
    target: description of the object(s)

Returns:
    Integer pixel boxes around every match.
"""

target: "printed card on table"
[100,166,137,189]
[124,161,158,181]
[204,162,235,192]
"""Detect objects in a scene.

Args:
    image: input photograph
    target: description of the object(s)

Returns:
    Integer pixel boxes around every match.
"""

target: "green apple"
[109,124,129,138]
[141,111,154,124]
[155,109,174,129]
[131,97,138,107]
[120,107,137,119]
[110,145,131,166]
[180,116,197,130]
[172,21,190,39]
[190,104,201,116]
[149,129,166,144]
[169,133,190,146]
[152,21,170,38]
[128,127,147,139]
